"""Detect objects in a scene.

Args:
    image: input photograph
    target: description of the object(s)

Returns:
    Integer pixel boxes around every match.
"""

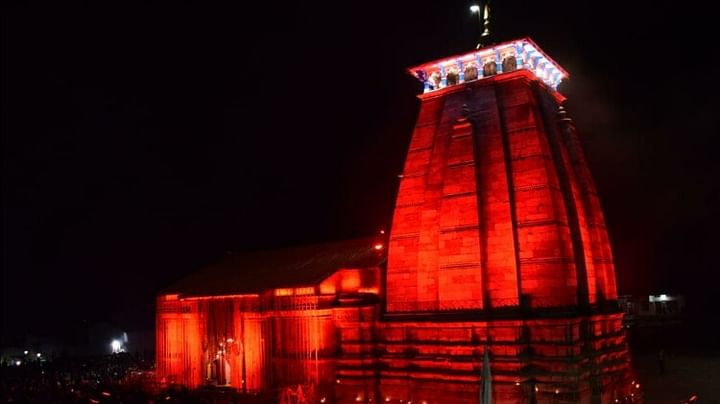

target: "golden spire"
[470,1,491,48]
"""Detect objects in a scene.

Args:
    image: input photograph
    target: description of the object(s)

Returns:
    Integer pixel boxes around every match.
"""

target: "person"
[658,348,665,374]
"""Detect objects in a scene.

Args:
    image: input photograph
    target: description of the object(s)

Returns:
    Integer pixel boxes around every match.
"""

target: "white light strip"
[417,39,566,92]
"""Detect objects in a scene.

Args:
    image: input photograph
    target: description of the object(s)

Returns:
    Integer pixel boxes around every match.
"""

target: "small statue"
[446,68,459,85]
[464,63,479,81]
[429,71,441,89]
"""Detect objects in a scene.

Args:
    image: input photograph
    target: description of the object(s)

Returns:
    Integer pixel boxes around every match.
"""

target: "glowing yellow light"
[294,287,314,295]
[374,243,384,250]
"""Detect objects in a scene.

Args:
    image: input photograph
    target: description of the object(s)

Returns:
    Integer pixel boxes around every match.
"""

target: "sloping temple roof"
[162,236,384,297]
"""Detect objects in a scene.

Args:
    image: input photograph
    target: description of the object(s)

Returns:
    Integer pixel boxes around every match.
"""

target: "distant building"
[618,294,685,327]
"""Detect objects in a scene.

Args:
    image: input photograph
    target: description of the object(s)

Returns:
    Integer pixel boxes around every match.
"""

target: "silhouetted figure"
[658,348,665,374]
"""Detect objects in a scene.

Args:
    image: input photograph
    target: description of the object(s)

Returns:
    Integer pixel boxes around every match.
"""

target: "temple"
[156,38,639,403]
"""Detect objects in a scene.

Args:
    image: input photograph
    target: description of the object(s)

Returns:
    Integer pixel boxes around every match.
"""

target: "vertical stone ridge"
[530,83,591,309]
[557,107,618,302]
[489,83,523,309]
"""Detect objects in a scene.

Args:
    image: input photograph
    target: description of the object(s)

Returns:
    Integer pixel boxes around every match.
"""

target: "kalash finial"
[470,1,491,48]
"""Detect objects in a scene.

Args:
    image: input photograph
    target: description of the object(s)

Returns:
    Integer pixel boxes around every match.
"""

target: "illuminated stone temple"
[157,38,640,403]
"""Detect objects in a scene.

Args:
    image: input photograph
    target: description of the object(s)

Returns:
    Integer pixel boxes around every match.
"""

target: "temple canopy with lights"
[157,37,639,404]
[411,38,567,93]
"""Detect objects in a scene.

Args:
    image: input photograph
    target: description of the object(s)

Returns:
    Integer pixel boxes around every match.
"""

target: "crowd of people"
[0,353,171,403]
[0,353,275,404]
[0,353,276,403]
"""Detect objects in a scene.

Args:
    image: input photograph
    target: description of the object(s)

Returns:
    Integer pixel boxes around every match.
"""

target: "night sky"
[2,1,718,344]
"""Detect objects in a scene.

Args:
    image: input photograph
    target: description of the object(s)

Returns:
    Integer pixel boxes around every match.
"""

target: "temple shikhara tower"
[156,38,639,403]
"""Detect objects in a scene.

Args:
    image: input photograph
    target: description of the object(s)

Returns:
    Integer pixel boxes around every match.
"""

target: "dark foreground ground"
[0,352,275,403]
[628,317,720,404]
[2,319,718,403]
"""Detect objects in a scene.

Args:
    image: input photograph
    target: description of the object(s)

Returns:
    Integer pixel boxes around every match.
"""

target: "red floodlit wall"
[335,312,637,404]
[156,266,381,391]
[271,306,337,386]
[156,295,204,387]
[387,69,618,313]
[156,295,270,390]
